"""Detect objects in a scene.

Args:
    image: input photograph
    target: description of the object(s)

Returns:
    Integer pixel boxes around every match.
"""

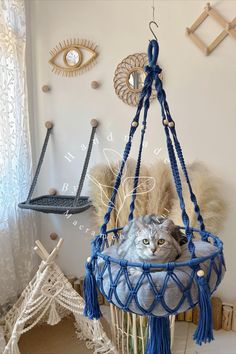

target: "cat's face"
[133,216,182,263]
[118,215,184,264]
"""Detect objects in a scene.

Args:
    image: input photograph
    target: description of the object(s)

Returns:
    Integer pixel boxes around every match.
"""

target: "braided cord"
[153,48,205,236]
[73,125,97,206]
[128,67,154,221]
[27,127,52,202]
[99,69,154,241]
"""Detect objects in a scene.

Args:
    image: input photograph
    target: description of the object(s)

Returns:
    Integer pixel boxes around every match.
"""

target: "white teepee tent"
[3,239,117,354]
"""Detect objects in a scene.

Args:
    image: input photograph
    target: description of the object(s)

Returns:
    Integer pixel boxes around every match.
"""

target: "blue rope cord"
[128,71,154,221]
[99,69,155,238]
[153,67,206,234]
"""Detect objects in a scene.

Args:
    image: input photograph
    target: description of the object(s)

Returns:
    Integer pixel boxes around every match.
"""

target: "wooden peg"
[186,27,191,35]
[50,232,58,241]
[35,240,50,259]
[42,85,51,93]
[91,81,100,89]
[34,246,47,261]
[90,119,98,128]
[225,23,231,31]
[45,121,53,129]
[205,3,211,11]
[48,188,57,196]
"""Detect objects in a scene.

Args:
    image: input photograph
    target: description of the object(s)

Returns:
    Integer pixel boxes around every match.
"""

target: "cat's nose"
[151,248,156,254]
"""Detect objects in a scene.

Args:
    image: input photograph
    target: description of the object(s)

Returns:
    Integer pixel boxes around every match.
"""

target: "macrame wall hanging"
[83,14,226,354]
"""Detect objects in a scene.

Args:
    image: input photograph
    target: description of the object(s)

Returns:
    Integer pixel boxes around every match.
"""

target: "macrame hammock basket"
[18,119,98,214]
[83,40,226,354]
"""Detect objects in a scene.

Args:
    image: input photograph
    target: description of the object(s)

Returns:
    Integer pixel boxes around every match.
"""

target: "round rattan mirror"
[113,52,162,107]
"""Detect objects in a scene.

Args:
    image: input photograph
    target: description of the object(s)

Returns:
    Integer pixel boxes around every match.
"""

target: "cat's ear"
[170,227,188,246]
[135,219,143,231]
[160,218,175,231]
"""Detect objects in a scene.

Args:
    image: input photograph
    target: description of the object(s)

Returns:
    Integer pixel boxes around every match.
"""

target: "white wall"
[26,0,236,302]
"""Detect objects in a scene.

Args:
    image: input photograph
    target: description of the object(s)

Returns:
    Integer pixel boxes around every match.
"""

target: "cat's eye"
[158,239,165,245]
[49,39,98,77]
[142,239,150,245]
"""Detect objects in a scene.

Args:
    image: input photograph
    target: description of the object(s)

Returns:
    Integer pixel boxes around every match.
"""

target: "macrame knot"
[145,64,162,77]
[183,288,191,299]
[120,260,128,268]
[167,262,175,274]
[97,274,103,282]
[155,293,163,301]
[130,289,136,296]
[142,263,151,273]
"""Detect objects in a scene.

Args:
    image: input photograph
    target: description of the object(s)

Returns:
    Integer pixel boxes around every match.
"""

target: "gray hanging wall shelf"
[19,119,98,214]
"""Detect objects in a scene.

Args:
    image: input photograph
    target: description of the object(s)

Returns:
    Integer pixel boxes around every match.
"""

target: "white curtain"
[0,0,36,315]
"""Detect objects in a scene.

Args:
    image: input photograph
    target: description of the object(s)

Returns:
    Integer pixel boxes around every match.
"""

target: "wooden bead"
[45,121,53,129]
[50,232,58,241]
[205,47,210,56]
[90,119,98,128]
[186,27,191,35]
[132,121,138,127]
[163,119,169,126]
[91,81,100,89]
[48,188,57,195]
[42,85,50,93]
[205,3,211,11]
[168,121,175,128]
[197,269,205,277]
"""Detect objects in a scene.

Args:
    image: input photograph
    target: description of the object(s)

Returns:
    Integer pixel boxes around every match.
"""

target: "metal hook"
[149,20,159,41]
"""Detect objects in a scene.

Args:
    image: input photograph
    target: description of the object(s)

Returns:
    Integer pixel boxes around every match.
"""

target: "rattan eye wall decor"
[49,39,98,77]
[113,52,163,107]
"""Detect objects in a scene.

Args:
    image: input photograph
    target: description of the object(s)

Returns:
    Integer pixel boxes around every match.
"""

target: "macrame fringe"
[146,316,171,354]
[4,336,20,354]
[83,261,101,320]
[47,300,61,326]
[193,274,214,345]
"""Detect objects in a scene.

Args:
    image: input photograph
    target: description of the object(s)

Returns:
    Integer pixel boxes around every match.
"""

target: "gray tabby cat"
[117,214,187,265]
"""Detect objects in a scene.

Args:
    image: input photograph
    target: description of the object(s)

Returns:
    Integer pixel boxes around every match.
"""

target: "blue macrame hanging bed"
[83,39,225,354]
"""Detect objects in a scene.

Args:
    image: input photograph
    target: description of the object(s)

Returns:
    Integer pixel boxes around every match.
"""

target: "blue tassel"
[83,259,102,320]
[146,316,172,354]
[193,270,214,345]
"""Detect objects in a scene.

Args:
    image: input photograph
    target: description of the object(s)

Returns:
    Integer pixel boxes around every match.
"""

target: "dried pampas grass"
[89,159,227,234]
[169,161,227,234]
